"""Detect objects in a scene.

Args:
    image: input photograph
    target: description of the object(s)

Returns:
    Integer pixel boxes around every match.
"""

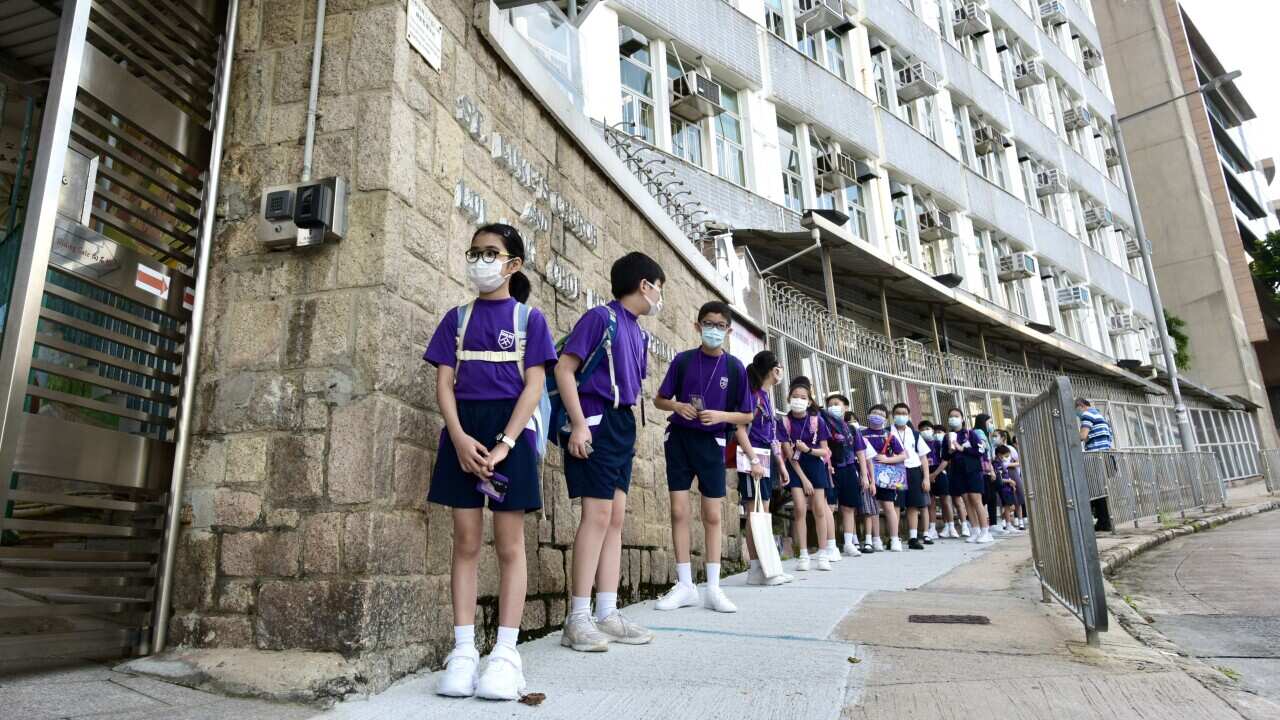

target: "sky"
[1177,0,1279,207]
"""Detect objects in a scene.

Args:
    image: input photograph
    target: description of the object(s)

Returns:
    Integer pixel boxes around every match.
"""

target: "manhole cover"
[907,614,990,625]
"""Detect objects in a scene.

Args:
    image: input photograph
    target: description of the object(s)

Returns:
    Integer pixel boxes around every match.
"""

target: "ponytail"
[509,270,531,304]
[747,350,779,391]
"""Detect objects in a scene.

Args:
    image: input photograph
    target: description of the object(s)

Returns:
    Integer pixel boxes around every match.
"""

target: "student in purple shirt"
[823,393,871,559]
[424,225,557,700]
[555,252,663,653]
[862,404,907,552]
[781,378,834,572]
[736,351,794,587]
[944,408,993,544]
[653,302,753,614]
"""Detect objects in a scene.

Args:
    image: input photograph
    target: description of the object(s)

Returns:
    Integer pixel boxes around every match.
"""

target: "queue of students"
[423,225,1025,702]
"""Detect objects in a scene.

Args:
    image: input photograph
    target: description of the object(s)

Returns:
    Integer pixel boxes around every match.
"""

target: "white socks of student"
[676,562,693,586]
[496,626,519,649]
[844,532,855,547]
[455,624,476,649]
[571,595,592,618]
[706,563,721,589]
[595,592,618,622]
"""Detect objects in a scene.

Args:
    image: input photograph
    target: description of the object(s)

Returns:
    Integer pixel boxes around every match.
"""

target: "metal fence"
[1016,376,1108,646]
[1082,450,1226,531]
[1262,449,1280,494]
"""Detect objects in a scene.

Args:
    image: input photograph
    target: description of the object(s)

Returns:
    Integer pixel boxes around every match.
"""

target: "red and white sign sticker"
[183,287,195,312]
[135,263,171,300]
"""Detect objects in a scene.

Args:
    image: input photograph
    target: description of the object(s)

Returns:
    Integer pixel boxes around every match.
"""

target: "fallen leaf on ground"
[519,693,547,706]
[847,657,862,664]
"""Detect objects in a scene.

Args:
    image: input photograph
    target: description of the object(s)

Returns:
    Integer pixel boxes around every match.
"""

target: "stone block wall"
[170,0,742,691]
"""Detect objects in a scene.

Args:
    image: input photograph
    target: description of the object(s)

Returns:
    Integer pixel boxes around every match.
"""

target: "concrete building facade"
[1095,0,1279,445]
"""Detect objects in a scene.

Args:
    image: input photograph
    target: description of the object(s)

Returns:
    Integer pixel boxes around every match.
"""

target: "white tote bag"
[748,477,784,579]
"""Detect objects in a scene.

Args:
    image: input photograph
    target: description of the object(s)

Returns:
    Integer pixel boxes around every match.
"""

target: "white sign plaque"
[407,0,443,71]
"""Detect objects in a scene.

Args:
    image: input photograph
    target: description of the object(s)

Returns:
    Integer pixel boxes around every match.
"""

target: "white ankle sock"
[676,562,693,586]
[826,539,838,552]
[799,548,810,558]
[864,534,873,545]
[570,596,591,617]
[844,532,855,546]
[749,558,761,570]
[595,592,617,621]
[909,529,918,539]
[496,626,518,649]
[706,563,721,590]
[454,624,475,649]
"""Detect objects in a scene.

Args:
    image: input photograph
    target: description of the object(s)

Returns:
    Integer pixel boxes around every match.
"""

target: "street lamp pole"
[1110,70,1241,453]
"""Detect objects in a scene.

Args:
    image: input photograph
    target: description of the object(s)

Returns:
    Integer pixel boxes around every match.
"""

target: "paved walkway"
[1113,510,1280,706]
[316,537,1005,720]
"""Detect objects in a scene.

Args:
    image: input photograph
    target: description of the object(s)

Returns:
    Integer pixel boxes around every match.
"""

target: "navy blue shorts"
[565,407,636,500]
[429,398,541,512]
[903,466,929,508]
[833,463,863,509]
[999,482,1017,506]
[931,470,950,497]
[952,455,984,495]
[787,454,832,491]
[737,453,778,504]
[874,485,900,504]
[665,425,728,498]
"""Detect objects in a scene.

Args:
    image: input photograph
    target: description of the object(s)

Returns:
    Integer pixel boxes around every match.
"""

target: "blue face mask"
[893,415,909,427]
[701,327,727,349]
[948,417,963,430]
[1075,409,1085,418]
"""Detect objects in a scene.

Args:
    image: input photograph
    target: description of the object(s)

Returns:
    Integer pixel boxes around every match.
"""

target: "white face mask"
[788,398,809,414]
[827,405,844,416]
[640,281,663,316]
[921,430,936,442]
[466,256,513,294]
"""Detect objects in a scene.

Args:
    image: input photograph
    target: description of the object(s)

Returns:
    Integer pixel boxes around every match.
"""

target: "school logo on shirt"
[497,329,516,350]
[719,376,729,390]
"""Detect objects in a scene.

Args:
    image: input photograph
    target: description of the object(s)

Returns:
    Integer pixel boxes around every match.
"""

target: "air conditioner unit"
[670,70,725,122]
[1056,285,1091,310]
[1124,236,1145,259]
[896,61,942,103]
[1108,312,1138,335]
[1148,335,1163,354]
[618,27,649,56]
[795,0,849,33]
[1039,1,1068,25]
[815,151,864,190]
[1035,168,1066,196]
[1062,106,1093,130]
[994,29,1009,52]
[953,2,991,37]
[918,210,956,242]
[1104,147,1121,167]
[1083,206,1113,230]
[1081,46,1104,69]
[997,252,1037,281]
[1014,60,1046,89]
[889,180,909,199]
[973,125,1007,155]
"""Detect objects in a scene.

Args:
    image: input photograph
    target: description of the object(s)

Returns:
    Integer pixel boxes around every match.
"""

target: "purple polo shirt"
[423,298,557,400]
[924,437,944,467]
[784,412,830,448]
[560,300,647,418]
[657,348,751,434]
[861,427,904,457]
[746,391,778,448]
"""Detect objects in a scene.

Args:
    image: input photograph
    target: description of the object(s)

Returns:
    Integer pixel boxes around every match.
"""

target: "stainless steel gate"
[0,0,234,663]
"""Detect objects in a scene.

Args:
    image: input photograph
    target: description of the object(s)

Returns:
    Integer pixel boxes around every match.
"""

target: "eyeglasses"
[700,321,730,331]
[464,248,514,263]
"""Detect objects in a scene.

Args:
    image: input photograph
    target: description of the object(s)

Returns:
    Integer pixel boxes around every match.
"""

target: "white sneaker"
[872,537,885,552]
[475,645,525,701]
[596,610,654,644]
[961,522,972,538]
[436,645,480,697]
[977,529,994,544]
[939,524,952,539]
[826,547,843,562]
[779,572,795,583]
[815,555,832,571]
[842,543,862,557]
[747,565,786,586]
[704,586,738,612]
[795,556,811,571]
[925,527,939,541]
[965,530,978,544]
[655,582,700,611]
[560,612,609,652]
[889,538,903,552]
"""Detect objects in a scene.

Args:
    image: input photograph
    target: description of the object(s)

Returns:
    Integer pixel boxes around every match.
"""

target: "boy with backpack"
[555,252,664,652]
[652,302,753,614]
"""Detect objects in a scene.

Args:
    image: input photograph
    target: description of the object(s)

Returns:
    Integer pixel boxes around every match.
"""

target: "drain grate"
[907,614,991,625]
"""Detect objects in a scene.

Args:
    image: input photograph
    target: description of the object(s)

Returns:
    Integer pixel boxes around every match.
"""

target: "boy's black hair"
[825,392,850,406]
[918,420,933,431]
[697,301,733,324]
[1075,397,1092,408]
[611,251,666,298]
[891,402,911,414]
[868,403,890,416]
[994,445,1012,457]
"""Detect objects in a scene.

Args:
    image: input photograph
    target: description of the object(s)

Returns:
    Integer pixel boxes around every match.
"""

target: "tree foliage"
[1251,230,1280,306]
[1164,310,1191,370]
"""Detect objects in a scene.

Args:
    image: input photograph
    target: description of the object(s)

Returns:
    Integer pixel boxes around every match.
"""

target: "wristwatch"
[749,456,761,466]
[496,433,516,449]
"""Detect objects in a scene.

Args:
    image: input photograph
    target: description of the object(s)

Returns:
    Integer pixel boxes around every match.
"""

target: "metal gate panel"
[0,0,233,664]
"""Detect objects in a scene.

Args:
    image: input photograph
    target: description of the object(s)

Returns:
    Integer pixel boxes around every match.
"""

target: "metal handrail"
[1081,449,1226,532]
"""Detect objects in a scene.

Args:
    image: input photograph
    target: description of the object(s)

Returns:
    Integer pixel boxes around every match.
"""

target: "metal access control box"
[257,176,348,250]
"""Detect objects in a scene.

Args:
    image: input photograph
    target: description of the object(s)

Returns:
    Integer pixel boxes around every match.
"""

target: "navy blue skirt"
[429,398,541,512]
[787,453,832,490]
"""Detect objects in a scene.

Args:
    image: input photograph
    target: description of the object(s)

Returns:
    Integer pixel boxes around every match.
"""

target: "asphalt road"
[1113,510,1280,705]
